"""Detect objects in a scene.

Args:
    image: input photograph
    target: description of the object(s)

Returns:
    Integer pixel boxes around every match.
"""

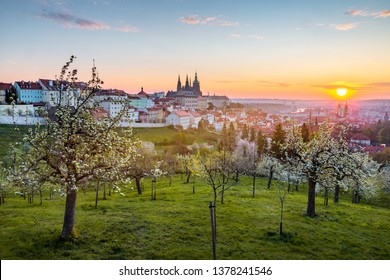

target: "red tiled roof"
[175,110,189,117]
[0,82,12,91]
[137,87,150,98]
[15,81,42,90]
[351,133,371,141]
[95,89,127,96]
[190,111,201,118]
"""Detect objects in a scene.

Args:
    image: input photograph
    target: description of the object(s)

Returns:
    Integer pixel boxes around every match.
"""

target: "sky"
[0,0,390,100]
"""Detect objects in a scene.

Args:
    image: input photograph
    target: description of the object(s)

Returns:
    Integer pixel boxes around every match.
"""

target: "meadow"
[0,175,389,260]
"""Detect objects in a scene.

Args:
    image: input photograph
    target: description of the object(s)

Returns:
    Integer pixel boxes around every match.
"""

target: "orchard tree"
[192,147,236,259]
[8,56,139,239]
[284,124,336,217]
[348,151,379,203]
[122,142,157,195]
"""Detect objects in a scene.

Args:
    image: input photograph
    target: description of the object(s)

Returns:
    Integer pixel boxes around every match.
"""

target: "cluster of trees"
[358,118,390,146]
[1,57,141,239]
[4,86,18,104]
[191,121,381,217]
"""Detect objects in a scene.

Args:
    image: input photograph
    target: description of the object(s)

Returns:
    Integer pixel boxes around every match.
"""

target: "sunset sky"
[0,0,389,100]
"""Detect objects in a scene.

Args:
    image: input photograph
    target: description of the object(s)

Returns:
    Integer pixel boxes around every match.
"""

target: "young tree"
[122,142,156,195]
[192,147,235,259]
[276,173,288,236]
[8,56,139,239]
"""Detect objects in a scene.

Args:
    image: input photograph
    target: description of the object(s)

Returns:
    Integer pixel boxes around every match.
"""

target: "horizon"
[1,0,389,100]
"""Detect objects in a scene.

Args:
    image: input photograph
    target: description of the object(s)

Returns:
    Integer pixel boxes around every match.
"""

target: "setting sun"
[336,88,348,97]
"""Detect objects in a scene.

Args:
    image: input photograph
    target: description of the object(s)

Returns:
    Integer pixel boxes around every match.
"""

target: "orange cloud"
[332,23,358,30]
[346,9,390,18]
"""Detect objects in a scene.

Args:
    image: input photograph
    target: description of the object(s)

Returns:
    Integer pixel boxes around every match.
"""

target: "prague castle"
[166,72,202,98]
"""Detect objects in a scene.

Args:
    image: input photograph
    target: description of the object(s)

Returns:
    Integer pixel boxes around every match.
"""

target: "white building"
[166,110,191,129]
[189,111,202,129]
[93,90,128,118]
[39,79,80,107]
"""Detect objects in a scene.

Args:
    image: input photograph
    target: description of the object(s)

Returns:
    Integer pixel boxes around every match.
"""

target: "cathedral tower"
[177,75,181,92]
[193,71,201,95]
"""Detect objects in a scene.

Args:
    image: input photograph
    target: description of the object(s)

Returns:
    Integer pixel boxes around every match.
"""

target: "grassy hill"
[0,175,389,260]
[0,125,218,159]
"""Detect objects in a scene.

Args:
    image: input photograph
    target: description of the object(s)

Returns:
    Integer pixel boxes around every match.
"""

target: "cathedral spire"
[185,74,190,90]
[177,75,181,91]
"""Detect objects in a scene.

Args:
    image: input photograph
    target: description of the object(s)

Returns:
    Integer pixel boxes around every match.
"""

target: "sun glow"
[336,88,348,97]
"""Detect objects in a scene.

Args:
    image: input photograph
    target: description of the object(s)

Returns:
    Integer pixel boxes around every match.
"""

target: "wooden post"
[209,201,217,260]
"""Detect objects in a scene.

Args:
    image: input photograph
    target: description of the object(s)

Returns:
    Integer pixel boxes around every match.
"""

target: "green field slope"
[0,175,389,260]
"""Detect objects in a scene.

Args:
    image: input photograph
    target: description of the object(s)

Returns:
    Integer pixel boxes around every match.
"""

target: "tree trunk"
[267,166,274,189]
[95,181,100,209]
[186,171,191,184]
[151,179,156,200]
[135,177,142,195]
[61,188,77,239]
[306,178,317,217]
[279,201,284,236]
[324,187,329,207]
[39,189,43,206]
[220,185,225,204]
[334,184,340,203]
[235,169,239,183]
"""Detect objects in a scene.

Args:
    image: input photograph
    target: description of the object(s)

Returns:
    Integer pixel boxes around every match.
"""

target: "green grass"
[0,124,33,159]
[0,175,389,260]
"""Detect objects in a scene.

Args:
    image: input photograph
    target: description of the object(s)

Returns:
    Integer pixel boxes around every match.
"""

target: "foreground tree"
[8,56,138,239]
[284,124,335,217]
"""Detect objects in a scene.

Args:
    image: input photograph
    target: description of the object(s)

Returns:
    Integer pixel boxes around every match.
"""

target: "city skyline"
[0,0,389,100]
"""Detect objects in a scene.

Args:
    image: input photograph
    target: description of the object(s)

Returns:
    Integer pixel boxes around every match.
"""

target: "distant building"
[350,133,371,147]
[0,82,12,102]
[189,111,202,128]
[93,89,128,118]
[166,110,191,129]
[136,87,155,108]
[14,81,43,103]
[207,95,230,108]
[39,79,80,107]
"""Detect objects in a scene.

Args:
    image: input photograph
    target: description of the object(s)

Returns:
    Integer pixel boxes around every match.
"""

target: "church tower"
[177,75,181,91]
[185,74,190,90]
[344,102,349,118]
[193,71,201,95]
